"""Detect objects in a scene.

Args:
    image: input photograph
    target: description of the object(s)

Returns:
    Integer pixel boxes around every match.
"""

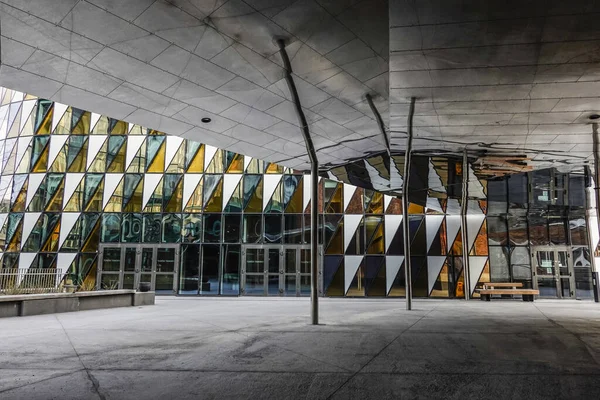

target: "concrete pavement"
[1,297,600,399]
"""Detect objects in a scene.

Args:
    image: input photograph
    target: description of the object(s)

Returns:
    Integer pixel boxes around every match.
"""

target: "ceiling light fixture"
[201,117,211,123]
[590,114,600,120]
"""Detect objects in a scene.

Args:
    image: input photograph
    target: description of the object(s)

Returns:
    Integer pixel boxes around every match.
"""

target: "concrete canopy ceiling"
[1,0,599,178]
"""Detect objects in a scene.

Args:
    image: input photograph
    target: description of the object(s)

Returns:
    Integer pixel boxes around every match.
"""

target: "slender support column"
[592,123,600,302]
[365,93,391,157]
[460,149,471,300]
[584,167,599,302]
[278,40,320,324]
[402,97,416,310]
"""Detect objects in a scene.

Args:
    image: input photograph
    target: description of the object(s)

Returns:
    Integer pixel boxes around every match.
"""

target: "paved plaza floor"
[1,297,600,399]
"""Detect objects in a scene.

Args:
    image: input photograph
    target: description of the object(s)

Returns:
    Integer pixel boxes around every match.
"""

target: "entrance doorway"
[532,246,575,298]
[241,245,321,296]
[97,244,179,294]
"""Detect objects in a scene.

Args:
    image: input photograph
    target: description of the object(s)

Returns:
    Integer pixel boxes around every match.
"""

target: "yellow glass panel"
[67,140,88,173]
[346,266,365,296]
[367,223,385,254]
[285,179,303,213]
[123,179,143,212]
[367,192,384,214]
[184,176,203,213]
[204,179,223,212]
[187,144,204,173]
[266,163,283,174]
[7,222,22,252]
[430,264,449,298]
[92,116,109,134]
[107,141,126,173]
[408,203,425,214]
[326,185,342,213]
[166,144,185,173]
[88,141,108,173]
[129,124,143,135]
[42,221,60,252]
[64,180,84,212]
[53,108,72,134]
[111,120,127,134]
[206,150,223,173]
[82,221,100,252]
[148,129,164,135]
[49,147,67,172]
[32,144,49,173]
[104,179,124,213]
[326,225,344,254]
[11,181,28,212]
[72,112,91,134]
[85,179,104,212]
[147,141,166,172]
[46,179,64,212]
[165,178,183,212]
[245,179,263,213]
[36,107,53,134]
[25,93,37,101]
[246,158,262,173]
[227,154,244,173]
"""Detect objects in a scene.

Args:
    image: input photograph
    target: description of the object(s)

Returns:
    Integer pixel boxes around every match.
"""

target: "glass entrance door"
[241,245,320,296]
[532,246,575,298]
[98,244,179,294]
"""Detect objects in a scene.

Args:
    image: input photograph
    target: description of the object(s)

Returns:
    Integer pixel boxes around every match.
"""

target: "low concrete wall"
[0,290,155,318]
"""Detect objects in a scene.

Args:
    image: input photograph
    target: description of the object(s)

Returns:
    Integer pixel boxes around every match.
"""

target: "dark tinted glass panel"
[243,214,262,243]
[569,174,586,207]
[508,174,528,204]
[179,244,200,294]
[182,214,202,243]
[142,214,161,243]
[121,213,142,243]
[548,217,567,245]
[507,211,528,246]
[200,244,220,295]
[487,216,507,245]
[101,214,121,243]
[284,214,302,244]
[223,214,241,243]
[222,244,240,295]
[264,215,282,243]
[487,180,507,215]
[569,215,587,246]
[203,214,221,243]
[528,214,549,246]
[489,246,510,281]
[162,214,181,243]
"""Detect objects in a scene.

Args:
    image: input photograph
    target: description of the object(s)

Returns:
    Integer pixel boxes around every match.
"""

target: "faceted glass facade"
[0,87,593,299]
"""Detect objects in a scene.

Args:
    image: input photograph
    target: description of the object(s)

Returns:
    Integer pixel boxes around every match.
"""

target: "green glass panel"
[27,173,64,212]
[163,174,182,209]
[6,213,23,246]
[23,213,60,252]
[61,218,81,252]
[203,175,221,207]
[101,214,121,243]
[182,214,202,243]
[121,213,142,243]
[265,181,284,214]
[243,175,262,211]
[105,135,126,170]
[224,181,243,212]
[145,136,165,171]
[30,136,49,171]
[81,213,100,244]
[143,214,161,243]
[66,136,87,171]
[122,174,143,209]
[34,100,52,134]
[185,142,203,173]
[162,214,181,243]
[84,174,103,209]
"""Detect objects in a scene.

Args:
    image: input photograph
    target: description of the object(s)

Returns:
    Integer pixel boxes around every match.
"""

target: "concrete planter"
[0,290,155,318]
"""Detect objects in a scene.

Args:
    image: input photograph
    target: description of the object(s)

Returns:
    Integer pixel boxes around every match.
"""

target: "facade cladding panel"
[0,88,594,299]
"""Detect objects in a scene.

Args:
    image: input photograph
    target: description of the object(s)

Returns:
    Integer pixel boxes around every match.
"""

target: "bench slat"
[477,289,539,295]
[483,282,523,288]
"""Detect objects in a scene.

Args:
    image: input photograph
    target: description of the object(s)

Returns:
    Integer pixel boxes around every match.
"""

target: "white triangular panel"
[446,215,461,252]
[427,256,446,295]
[51,103,68,132]
[344,214,363,251]
[589,214,599,249]
[303,175,310,211]
[384,194,393,211]
[426,197,444,213]
[59,212,80,248]
[244,156,251,171]
[48,135,69,167]
[204,144,218,169]
[262,174,282,210]
[183,174,202,208]
[143,174,162,208]
[57,253,77,280]
[384,215,403,252]
[343,184,356,211]
[469,257,488,295]
[86,135,107,169]
[62,173,84,208]
[26,173,45,208]
[222,174,243,210]
[386,256,404,294]
[165,135,184,167]
[426,215,444,252]
[90,112,101,131]
[102,173,124,208]
[15,136,32,168]
[0,213,8,233]
[125,136,145,169]
[446,198,461,214]
[2,140,17,170]
[466,214,486,253]
[21,212,42,248]
[344,256,363,294]
[19,100,36,130]
[128,122,134,133]
[18,253,37,284]
[13,91,24,102]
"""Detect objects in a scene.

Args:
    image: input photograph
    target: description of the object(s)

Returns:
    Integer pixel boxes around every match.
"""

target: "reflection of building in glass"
[0,87,594,299]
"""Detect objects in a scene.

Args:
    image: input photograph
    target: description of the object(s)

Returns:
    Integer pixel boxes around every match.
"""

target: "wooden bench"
[483,282,523,289]
[477,288,539,302]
